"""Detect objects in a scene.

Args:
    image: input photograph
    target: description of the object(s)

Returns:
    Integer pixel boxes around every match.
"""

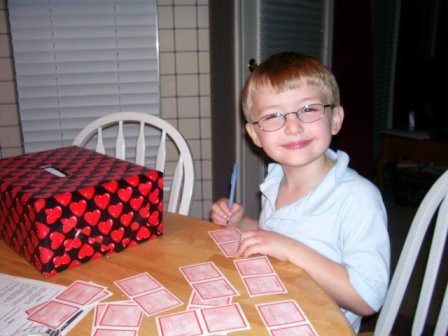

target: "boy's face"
[245,84,344,169]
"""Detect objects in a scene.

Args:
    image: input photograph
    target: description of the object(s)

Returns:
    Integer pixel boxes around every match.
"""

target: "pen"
[226,163,238,223]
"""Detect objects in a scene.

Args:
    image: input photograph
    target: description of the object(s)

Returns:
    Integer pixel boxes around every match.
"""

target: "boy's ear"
[245,123,263,147]
[331,106,344,135]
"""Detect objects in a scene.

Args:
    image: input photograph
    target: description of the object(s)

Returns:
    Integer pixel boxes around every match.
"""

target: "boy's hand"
[238,230,295,262]
[210,198,244,226]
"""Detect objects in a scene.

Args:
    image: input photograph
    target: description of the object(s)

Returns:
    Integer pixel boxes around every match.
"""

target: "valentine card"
[187,291,232,309]
[242,274,287,297]
[133,288,183,316]
[156,309,204,336]
[200,303,250,334]
[270,324,317,336]
[93,329,138,336]
[114,272,162,297]
[27,300,80,330]
[192,278,239,300]
[179,262,239,300]
[256,300,318,336]
[179,262,223,283]
[56,280,107,307]
[97,303,143,328]
[234,256,287,297]
[234,255,275,276]
[208,228,241,244]
[209,228,241,258]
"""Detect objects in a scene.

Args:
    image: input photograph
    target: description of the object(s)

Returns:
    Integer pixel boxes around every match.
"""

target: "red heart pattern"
[0,146,163,277]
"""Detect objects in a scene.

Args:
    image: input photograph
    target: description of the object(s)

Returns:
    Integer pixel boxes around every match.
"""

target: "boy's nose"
[284,114,303,134]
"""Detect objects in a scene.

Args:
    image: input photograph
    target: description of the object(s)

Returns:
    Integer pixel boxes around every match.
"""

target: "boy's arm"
[238,230,375,316]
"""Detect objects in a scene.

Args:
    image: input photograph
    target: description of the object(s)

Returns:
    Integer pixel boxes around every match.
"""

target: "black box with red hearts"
[0,146,163,277]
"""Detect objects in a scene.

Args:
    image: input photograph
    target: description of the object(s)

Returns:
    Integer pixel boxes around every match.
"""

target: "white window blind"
[259,0,332,64]
[8,0,160,154]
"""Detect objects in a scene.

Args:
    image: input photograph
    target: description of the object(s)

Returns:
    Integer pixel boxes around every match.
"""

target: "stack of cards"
[208,227,242,257]
[92,301,143,335]
[179,261,239,301]
[156,302,251,336]
[256,299,318,335]
[234,256,287,297]
[115,272,183,316]
[186,290,232,311]
[26,280,112,331]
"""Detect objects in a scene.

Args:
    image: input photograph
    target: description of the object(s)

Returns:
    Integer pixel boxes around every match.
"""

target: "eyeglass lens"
[256,104,327,131]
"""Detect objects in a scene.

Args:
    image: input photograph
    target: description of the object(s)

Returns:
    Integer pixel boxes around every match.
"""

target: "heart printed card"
[234,256,287,297]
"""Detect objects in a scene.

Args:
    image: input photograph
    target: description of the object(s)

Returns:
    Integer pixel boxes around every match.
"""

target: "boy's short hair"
[241,51,340,122]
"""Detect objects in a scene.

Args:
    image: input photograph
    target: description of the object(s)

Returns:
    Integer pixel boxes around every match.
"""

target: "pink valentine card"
[179,262,223,283]
[208,227,241,244]
[234,255,275,276]
[93,329,138,336]
[191,278,239,301]
[114,272,162,298]
[98,303,143,328]
[200,303,251,334]
[156,310,204,336]
[270,324,317,336]
[55,280,106,306]
[256,300,318,336]
[242,274,287,297]
[27,300,80,330]
[133,288,183,316]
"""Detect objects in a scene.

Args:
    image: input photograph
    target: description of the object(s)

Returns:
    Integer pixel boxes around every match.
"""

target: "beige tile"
[178,96,199,117]
[185,138,200,157]
[199,74,210,94]
[176,52,198,73]
[0,104,19,124]
[160,75,177,97]
[175,29,197,51]
[158,30,174,52]
[202,180,212,200]
[174,6,196,28]
[200,96,210,117]
[202,159,212,179]
[0,10,8,34]
[161,97,178,118]
[0,35,11,58]
[0,58,13,80]
[1,147,24,158]
[201,139,211,159]
[197,5,209,28]
[200,117,211,137]
[159,52,175,74]
[0,82,17,103]
[157,0,173,6]
[176,74,198,96]
[0,125,22,146]
[198,51,209,73]
[174,0,197,5]
[157,6,173,29]
[198,28,209,51]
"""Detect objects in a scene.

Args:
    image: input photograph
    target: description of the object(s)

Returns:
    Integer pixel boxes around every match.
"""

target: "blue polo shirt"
[259,149,390,333]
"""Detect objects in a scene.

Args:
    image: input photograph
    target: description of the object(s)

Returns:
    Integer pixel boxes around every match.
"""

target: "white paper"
[0,273,76,336]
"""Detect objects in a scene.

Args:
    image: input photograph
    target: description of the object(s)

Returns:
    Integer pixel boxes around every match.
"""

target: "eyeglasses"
[251,103,333,132]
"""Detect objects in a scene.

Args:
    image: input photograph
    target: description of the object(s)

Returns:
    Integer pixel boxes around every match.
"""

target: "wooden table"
[377,130,448,191]
[0,212,354,335]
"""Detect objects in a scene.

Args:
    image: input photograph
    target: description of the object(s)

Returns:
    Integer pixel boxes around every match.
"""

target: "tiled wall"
[157,0,212,219]
[0,0,22,159]
[0,0,212,220]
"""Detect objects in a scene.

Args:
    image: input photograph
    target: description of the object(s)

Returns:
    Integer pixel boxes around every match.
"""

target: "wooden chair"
[361,169,448,335]
[73,112,194,215]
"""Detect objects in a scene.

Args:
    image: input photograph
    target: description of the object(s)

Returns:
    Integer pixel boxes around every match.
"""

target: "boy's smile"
[245,84,344,171]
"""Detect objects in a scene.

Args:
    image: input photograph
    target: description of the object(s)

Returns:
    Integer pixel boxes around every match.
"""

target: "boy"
[210,52,390,333]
